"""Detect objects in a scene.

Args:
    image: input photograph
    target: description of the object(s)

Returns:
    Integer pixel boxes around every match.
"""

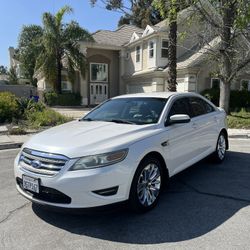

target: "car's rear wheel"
[213,132,227,163]
[129,157,163,212]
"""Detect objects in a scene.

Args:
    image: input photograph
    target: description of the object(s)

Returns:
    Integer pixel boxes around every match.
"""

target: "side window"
[203,100,215,113]
[168,98,192,119]
[189,97,214,117]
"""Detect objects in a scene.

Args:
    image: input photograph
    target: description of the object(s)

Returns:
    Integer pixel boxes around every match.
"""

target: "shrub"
[26,108,71,128]
[201,88,220,106]
[201,89,250,110]
[43,92,58,106]
[9,127,27,135]
[230,90,250,110]
[44,92,82,106]
[17,97,46,115]
[0,92,19,123]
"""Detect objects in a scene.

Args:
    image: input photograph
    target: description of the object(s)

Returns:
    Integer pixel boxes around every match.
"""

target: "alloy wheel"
[137,163,161,207]
[217,134,226,160]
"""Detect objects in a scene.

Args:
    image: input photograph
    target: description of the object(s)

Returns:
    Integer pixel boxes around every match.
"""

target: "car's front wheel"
[129,157,163,212]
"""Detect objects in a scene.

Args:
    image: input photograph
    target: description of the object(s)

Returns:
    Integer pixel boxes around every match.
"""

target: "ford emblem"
[31,160,41,169]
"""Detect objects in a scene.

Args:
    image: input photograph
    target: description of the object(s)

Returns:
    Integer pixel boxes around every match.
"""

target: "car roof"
[113,92,202,99]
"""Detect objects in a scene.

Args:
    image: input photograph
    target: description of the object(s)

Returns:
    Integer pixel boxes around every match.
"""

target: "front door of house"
[90,83,108,105]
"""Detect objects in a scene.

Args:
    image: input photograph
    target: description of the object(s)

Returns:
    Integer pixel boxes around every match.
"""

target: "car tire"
[213,132,227,163]
[129,156,163,213]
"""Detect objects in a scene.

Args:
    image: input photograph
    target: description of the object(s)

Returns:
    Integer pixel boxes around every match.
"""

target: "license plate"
[22,175,39,193]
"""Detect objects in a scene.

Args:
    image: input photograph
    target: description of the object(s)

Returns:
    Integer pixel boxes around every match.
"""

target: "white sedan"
[14,92,228,212]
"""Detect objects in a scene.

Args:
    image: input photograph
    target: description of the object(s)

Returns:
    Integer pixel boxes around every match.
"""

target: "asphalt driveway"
[1,139,250,249]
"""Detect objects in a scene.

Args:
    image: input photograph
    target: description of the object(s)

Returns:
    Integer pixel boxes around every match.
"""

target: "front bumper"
[14,153,135,208]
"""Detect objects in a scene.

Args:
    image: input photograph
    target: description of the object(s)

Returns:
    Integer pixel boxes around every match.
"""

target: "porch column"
[119,49,126,95]
[80,46,88,105]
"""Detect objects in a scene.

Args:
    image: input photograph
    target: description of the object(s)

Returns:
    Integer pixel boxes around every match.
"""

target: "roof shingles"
[92,25,144,47]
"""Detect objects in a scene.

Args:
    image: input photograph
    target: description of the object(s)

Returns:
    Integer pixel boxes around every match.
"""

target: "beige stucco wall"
[82,48,120,104]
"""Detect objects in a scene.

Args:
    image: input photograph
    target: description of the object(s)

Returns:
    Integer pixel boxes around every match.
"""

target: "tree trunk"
[55,54,62,94]
[167,1,177,92]
[219,1,233,114]
[219,81,230,114]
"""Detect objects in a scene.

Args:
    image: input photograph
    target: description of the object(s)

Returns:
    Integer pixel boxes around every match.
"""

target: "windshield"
[82,97,168,125]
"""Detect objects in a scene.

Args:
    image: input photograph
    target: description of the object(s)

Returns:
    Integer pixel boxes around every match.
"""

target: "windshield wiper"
[109,119,136,125]
[80,118,93,121]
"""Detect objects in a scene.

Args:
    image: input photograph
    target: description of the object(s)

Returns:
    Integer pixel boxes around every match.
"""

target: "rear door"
[188,96,218,155]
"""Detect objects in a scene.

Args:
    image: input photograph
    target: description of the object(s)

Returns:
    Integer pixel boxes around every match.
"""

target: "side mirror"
[167,114,191,125]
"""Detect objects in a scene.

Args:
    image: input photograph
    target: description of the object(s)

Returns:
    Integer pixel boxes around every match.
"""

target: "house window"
[62,82,68,90]
[90,63,108,82]
[211,78,221,89]
[61,81,72,92]
[136,45,141,62]
[161,39,169,58]
[241,79,250,91]
[149,41,154,58]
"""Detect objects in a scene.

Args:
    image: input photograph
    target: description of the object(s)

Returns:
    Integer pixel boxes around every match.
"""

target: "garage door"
[127,84,152,94]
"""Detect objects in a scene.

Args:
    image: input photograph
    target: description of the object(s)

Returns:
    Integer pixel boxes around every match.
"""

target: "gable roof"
[175,37,221,70]
[92,25,144,47]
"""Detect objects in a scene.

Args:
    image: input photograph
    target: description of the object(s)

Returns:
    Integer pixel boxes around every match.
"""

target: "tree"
[90,0,164,28]
[0,65,8,75]
[92,0,188,91]
[167,0,177,92]
[153,0,189,91]
[8,67,18,84]
[35,6,93,94]
[17,25,43,85]
[16,6,93,93]
[192,0,250,113]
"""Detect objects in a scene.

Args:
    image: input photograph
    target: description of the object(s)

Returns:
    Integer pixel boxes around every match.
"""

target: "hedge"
[201,89,250,110]
[44,92,82,106]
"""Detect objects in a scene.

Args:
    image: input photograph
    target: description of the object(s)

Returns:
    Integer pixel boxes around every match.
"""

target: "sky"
[0,0,123,67]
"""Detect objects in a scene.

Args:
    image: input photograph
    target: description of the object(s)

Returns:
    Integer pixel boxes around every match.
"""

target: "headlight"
[70,149,128,171]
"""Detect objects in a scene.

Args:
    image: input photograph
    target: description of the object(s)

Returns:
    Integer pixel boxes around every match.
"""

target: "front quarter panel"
[126,129,169,185]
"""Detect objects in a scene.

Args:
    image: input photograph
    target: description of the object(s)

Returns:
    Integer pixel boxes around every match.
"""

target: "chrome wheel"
[217,134,226,160]
[137,163,161,207]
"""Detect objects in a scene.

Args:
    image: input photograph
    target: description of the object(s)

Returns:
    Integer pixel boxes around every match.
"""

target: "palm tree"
[153,0,189,92]
[167,0,177,92]
[36,6,93,94]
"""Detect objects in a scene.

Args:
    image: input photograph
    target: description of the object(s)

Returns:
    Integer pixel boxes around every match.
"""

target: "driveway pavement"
[1,139,250,249]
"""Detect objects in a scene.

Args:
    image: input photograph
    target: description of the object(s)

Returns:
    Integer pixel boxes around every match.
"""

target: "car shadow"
[32,151,250,244]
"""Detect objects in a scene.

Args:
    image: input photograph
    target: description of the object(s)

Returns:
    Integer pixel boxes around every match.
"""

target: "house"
[9,47,31,85]
[37,3,250,106]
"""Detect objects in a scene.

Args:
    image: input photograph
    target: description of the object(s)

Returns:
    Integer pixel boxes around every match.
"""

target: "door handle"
[161,140,169,147]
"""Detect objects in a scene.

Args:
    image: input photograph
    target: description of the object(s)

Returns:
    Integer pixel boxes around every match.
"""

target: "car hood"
[23,120,161,158]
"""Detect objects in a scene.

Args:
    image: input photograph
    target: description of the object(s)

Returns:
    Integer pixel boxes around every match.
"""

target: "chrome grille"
[19,148,69,176]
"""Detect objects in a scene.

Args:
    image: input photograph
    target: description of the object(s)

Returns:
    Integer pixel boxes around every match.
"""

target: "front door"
[90,83,108,105]
[162,97,199,175]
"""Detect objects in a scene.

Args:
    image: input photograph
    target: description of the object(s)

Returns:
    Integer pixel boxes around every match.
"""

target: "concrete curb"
[0,142,23,150]
[229,135,250,139]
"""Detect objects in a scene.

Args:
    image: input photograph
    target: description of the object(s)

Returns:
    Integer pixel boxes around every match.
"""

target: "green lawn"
[227,109,250,129]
